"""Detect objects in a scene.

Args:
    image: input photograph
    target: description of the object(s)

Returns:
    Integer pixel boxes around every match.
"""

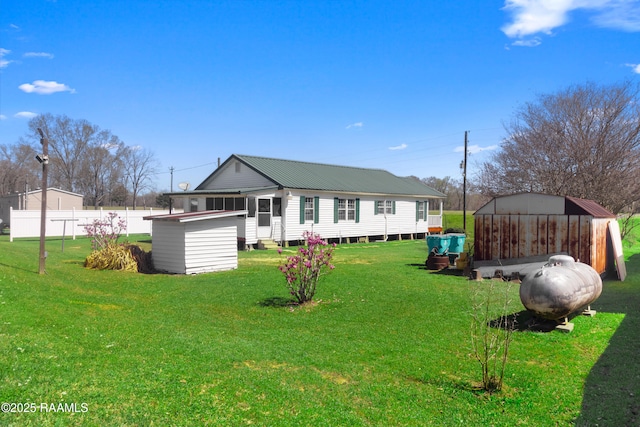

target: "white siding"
[150,216,239,275]
[201,160,274,190]
[151,222,186,274]
[184,219,238,274]
[282,191,436,241]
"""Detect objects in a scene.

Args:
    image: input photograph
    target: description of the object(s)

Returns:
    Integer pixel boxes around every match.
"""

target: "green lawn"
[0,223,638,426]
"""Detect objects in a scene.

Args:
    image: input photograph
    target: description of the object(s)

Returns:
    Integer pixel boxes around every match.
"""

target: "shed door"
[257,198,271,238]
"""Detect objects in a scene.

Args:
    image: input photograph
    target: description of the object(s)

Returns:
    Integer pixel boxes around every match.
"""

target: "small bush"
[84,212,127,251]
[85,243,139,272]
[85,243,153,273]
[278,231,335,304]
[470,280,516,393]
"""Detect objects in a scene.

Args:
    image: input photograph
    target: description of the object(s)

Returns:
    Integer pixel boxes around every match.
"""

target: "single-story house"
[473,193,618,275]
[144,210,247,274]
[0,187,84,227]
[166,154,446,248]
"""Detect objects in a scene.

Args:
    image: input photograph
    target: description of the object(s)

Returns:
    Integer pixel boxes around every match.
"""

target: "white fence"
[8,207,182,241]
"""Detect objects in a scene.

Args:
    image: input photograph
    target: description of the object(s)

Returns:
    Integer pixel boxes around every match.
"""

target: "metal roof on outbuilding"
[143,210,247,223]
[565,196,615,218]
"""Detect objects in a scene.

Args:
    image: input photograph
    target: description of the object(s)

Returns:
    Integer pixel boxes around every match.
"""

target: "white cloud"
[19,80,75,95]
[0,114,7,120]
[101,143,121,150]
[0,48,12,68]
[502,0,640,42]
[511,37,542,46]
[23,52,55,59]
[592,1,640,31]
[455,144,499,154]
[388,143,408,150]
[626,63,640,73]
[346,122,363,129]
[14,111,38,119]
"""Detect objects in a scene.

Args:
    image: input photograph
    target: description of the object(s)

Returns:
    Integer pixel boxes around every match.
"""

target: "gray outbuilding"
[144,210,247,274]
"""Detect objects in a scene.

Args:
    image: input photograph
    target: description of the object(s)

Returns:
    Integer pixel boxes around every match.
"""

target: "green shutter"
[334,197,339,223]
[392,201,396,215]
[314,196,320,223]
[355,198,360,223]
[374,200,379,215]
[424,201,428,220]
[416,201,420,221]
[300,196,306,224]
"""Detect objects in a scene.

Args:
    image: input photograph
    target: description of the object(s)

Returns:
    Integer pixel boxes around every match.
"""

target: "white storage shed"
[144,210,247,274]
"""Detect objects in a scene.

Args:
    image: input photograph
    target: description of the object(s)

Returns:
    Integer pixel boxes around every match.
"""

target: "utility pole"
[169,166,174,214]
[37,128,49,274]
[463,131,468,233]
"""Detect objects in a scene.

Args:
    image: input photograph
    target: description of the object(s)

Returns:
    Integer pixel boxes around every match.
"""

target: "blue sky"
[1,0,639,191]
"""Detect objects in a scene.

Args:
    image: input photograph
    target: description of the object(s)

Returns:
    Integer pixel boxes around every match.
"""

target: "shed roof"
[195,154,445,198]
[565,196,615,218]
[475,193,616,217]
[144,210,247,223]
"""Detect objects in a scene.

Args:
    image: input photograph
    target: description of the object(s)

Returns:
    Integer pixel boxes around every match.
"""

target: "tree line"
[2,80,639,219]
[1,114,161,209]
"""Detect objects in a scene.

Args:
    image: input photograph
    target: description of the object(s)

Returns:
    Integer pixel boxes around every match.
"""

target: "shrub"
[470,279,516,393]
[278,231,336,304]
[85,243,139,272]
[84,212,127,251]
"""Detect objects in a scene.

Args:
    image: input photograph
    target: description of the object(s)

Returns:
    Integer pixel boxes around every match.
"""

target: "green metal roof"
[197,154,445,198]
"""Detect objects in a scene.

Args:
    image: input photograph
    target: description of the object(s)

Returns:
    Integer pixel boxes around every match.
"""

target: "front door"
[257,198,271,238]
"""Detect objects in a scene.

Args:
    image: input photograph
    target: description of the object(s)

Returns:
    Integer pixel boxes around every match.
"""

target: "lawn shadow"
[257,296,296,308]
[406,263,428,270]
[491,310,564,333]
[574,252,640,426]
[0,262,38,274]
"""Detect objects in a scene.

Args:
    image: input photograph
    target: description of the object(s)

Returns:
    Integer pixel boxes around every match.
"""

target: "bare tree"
[475,81,640,213]
[0,141,40,195]
[28,114,101,192]
[77,138,123,209]
[120,146,158,209]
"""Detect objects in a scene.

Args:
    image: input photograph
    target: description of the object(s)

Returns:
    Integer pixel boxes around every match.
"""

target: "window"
[235,162,241,173]
[300,196,319,224]
[375,200,395,215]
[206,197,245,211]
[272,197,282,217]
[337,198,355,221]
[416,201,426,221]
[190,198,199,212]
[305,197,314,222]
[258,199,271,227]
[248,197,256,217]
[235,197,246,210]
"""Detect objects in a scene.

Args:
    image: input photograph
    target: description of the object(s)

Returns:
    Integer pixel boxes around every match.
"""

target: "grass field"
[0,216,638,426]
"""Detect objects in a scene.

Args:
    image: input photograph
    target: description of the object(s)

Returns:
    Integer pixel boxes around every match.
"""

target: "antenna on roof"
[178,182,190,191]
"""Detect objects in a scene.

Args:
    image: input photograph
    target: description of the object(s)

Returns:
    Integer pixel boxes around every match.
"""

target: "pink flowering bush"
[278,231,336,304]
[84,212,127,251]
